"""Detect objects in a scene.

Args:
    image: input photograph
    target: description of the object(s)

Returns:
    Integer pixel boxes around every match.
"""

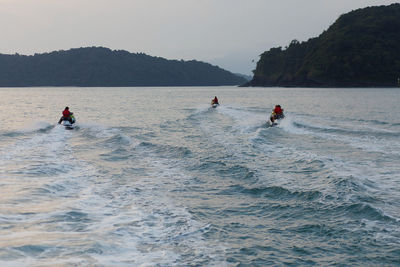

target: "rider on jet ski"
[58,107,75,124]
[270,105,284,123]
[211,96,219,105]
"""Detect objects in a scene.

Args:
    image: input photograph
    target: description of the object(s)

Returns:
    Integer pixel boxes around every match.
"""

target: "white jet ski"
[60,115,76,130]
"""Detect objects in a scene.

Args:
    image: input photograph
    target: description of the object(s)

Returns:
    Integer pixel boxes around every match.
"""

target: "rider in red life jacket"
[212,96,219,105]
[63,108,71,118]
[270,105,284,123]
[58,107,73,124]
[273,105,283,115]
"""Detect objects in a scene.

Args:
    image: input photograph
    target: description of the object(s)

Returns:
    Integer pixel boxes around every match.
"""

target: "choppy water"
[0,87,399,266]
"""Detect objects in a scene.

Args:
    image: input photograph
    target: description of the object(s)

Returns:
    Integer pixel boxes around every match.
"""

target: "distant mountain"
[234,73,252,81]
[246,3,400,87]
[0,47,247,87]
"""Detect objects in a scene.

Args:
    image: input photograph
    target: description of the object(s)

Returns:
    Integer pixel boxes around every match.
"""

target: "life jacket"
[213,97,219,104]
[62,109,71,117]
[274,106,282,114]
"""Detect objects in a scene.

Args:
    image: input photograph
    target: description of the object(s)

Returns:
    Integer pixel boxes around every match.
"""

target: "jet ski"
[60,115,76,130]
[211,100,219,108]
[269,112,284,127]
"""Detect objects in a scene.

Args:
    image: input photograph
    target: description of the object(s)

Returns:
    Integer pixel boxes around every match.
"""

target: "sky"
[0,0,398,75]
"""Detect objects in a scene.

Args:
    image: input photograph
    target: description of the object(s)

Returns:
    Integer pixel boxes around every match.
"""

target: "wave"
[0,121,54,139]
[340,203,397,223]
[0,124,89,181]
[138,141,192,159]
[216,105,268,131]
[78,124,140,148]
[95,152,229,266]
[196,160,257,181]
[222,184,323,202]
[20,121,54,133]
[278,115,309,135]
[277,114,400,155]
[247,129,399,220]
[222,183,397,227]
[341,118,400,127]
[78,123,123,139]
[291,120,400,138]
[188,106,399,159]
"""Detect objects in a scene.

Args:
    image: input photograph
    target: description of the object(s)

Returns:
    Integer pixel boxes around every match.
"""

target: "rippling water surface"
[0,87,399,266]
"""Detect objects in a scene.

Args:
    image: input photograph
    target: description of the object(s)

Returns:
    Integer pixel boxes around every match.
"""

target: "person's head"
[65,107,69,110]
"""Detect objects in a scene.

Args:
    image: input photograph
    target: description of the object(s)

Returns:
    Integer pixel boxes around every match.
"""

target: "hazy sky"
[0,0,398,75]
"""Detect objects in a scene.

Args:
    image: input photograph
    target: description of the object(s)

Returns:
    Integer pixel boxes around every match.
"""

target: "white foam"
[217,106,267,131]
[278,114,400,155]
[0,136,228,266]
[93,154,229,265]
[278,114,309,135]
[78,123,120,138]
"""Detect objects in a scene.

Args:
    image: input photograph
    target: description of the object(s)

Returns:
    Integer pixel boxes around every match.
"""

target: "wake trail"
[279,113,400,156]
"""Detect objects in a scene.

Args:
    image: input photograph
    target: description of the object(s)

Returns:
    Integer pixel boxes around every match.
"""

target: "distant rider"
[58,107,74,124]
[270,105,284,123]
[212,96,219,105]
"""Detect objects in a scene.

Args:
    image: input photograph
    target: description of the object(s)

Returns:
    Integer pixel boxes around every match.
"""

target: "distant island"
[246,3,400,87]
[0,47,247,87]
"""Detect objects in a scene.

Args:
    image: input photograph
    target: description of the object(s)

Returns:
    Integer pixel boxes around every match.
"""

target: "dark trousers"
[59,116,73,124]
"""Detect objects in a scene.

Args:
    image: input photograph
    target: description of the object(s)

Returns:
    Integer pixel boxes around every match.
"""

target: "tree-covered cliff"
[0,47,246,87]
[247,3,400,87]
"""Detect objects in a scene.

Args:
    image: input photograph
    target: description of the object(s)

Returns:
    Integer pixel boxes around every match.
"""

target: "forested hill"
[247,3,400,87]
[0,47,246,87]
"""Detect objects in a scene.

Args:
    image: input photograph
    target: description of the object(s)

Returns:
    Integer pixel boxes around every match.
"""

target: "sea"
[0,86,399,266]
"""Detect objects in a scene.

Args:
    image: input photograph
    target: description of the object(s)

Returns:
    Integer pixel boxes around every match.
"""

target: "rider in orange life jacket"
[58,107,74,124]
[212,96,219,105]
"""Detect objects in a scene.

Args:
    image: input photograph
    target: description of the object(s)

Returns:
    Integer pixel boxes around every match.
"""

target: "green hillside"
[247,4,400,87]
[0,47,246,87]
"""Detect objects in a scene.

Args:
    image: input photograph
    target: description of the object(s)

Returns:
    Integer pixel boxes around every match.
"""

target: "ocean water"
[0,86,399,266]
